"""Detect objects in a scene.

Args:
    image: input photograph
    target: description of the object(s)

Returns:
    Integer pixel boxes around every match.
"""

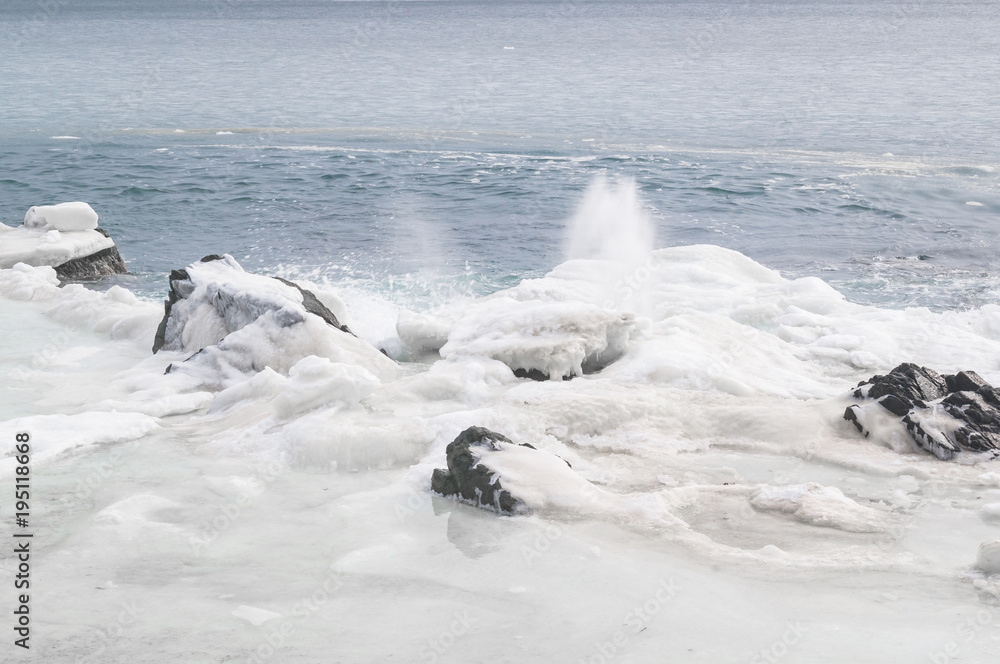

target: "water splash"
[563,175,655,265]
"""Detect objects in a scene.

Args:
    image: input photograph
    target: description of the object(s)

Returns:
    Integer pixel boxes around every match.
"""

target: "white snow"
[24,202,99,231]
[0,202,113,270]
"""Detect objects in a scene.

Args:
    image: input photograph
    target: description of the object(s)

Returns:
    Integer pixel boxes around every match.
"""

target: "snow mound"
[24,202,99,231]
[750,482,886,533]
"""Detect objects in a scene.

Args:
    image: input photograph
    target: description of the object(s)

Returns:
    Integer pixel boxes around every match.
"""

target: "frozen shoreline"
[3,229,1000,661]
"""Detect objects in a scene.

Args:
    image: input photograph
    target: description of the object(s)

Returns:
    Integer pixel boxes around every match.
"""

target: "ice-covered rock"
[438,299,634,380]
[845,363,1000,460]
[431,426,573,514]
[0,202,126,279]
[153,254,352,353]
[152,254,396,385]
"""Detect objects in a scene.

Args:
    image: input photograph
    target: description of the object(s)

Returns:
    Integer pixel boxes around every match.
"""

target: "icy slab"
[24,202,99,231]
[845,363,1000,460]
[0,202,125,278]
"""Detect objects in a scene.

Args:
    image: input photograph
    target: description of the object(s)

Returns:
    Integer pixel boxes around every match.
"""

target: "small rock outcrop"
[845,363,1000,460]
[152,254,351,354]
[432,426,574,514]
[0,203,126,279]
[54,228,127,280]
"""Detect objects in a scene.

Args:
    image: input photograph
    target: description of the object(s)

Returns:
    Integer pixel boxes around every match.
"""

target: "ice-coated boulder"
[437,299,634,381]
[431,426,572,514]
[152,254,396,385]
[0,203,126,279]
[845,363,1000,460]
[153,254,351,353]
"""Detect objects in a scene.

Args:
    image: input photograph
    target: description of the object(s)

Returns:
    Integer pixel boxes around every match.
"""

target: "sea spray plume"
[563,176,655,266]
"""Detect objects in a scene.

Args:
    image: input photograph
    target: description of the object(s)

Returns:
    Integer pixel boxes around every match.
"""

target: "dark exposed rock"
[846,363,1000,460]
[853,363,949,406]
[432,427,530,514]
[152,254,352,353]
[54,228,127,280]
[431,426,574,514]
[273,277,352,335]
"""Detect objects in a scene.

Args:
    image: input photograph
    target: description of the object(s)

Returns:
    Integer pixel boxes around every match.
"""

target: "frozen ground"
[2,182,1000,663]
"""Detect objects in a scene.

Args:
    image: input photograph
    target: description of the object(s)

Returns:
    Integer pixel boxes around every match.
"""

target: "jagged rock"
[846,363,1000,460]
[152,254,351,354]
[54,229,127,280]
[432,426,572,514]
[431,427,531,514]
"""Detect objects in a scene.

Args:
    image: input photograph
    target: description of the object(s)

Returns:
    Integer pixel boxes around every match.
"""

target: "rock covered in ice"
[431,426,572,514]
[153,254,352,353]
[845,363,1000,460]
[152,254,396,385]
[0,203,126,279]
[438,299,634,380]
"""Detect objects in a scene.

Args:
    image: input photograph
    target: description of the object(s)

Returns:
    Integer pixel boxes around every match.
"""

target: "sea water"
[2,1,1000,662]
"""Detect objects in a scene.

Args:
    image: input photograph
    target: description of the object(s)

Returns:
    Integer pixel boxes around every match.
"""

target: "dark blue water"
[2,0,999,308]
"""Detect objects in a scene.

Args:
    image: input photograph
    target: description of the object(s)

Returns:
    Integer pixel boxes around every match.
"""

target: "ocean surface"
[2,1,1000,662]
[2,0,999,308]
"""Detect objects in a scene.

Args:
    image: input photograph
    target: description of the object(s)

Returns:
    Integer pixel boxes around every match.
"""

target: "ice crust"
[5,238,1000,662]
